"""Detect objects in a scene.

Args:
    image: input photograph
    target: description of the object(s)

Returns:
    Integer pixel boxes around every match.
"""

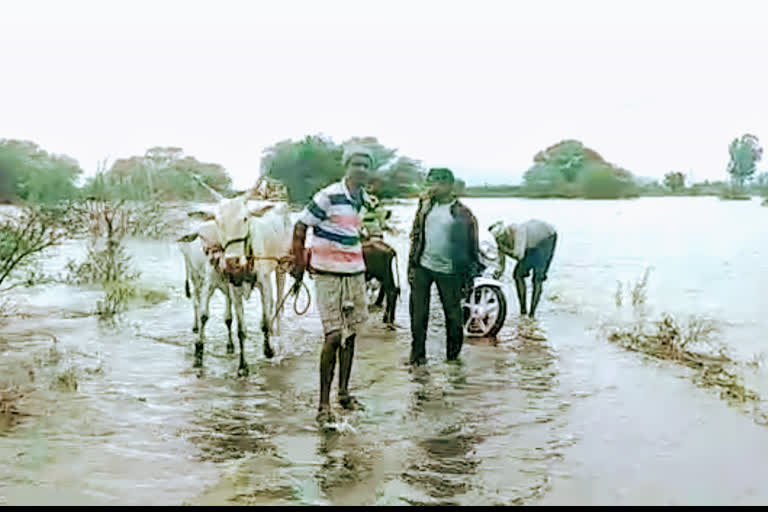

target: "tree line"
[0,133,764,205]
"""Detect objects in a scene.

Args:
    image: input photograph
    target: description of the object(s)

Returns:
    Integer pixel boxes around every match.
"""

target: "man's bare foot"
[316,406,335,424]
[338,394,365,411]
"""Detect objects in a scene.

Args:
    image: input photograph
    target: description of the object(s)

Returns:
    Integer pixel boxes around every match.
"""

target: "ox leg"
[224,287,234,354]
[191,272,202,334]
[195,279,216,368]
[231,286,249,377]
[385,286,400,327]
[184,257,199,333]
[374,283,386,307]
[259,278,275,359]
[380,255,399,326]
[192,287,200,334]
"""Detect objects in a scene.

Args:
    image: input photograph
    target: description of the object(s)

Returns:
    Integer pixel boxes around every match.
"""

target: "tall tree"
[727,134,763,187]
[261,135,345,204]
[523,139,636,198]
[663,171,686,192]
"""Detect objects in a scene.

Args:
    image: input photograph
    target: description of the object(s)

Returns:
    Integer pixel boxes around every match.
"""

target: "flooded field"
[2,196,768,505]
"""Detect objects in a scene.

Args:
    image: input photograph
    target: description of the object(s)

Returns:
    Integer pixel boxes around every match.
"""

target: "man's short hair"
[488,220,505,237]
[426,167,455,184]
[342,145,375,168]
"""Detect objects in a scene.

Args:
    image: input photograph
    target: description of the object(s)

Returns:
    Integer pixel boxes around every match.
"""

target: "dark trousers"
[409,266,464,363]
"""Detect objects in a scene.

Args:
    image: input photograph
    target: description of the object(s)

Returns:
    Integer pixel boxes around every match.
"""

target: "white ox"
[180,190,293,376]
[178,221,234,349]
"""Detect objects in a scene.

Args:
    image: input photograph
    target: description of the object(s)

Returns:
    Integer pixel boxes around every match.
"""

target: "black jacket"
[407,195,485,280]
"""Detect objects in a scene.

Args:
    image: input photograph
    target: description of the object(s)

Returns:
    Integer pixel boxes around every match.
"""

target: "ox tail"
[182,252,192,299]
[391,248,401,300]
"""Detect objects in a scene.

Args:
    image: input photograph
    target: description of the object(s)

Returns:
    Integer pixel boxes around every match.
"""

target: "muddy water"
[2,197,768,505]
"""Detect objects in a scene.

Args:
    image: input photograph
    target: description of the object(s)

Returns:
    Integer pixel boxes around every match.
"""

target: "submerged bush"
[76,198,172,240]
[0,297,18,326]
[67,200,172,317]
[0,385,26,428]
[605,267,761,412]
[615,267,652,311]
[66,201,140,317]
[0,203,81,293]
[603,314,759,406]
[96,281,136,317]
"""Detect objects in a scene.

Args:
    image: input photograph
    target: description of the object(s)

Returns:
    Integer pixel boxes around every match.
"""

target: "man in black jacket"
[407,168,484,365]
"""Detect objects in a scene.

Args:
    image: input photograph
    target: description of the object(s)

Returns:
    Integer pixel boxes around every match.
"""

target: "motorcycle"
[462,240,508,338]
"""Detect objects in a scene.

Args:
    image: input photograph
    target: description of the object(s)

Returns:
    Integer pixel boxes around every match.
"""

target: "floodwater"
[2,196,768,506]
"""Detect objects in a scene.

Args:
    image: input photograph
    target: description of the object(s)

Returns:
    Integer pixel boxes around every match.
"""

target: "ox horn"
[189,173,225,202]
[177,233,199,243]
[248,203,276,217]
[187,210,215,221]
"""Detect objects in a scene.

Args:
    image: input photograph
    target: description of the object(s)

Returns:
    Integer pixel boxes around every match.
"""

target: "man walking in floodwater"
[290,145,374,424]
[407,168,484,366]
[489,219,557,318]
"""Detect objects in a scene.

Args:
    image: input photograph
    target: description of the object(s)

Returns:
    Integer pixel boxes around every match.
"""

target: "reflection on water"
[3,197,768,505]
[513,338,558,396]
[401,363,482,504]
[186,403,277,464]
[314,430,378,497]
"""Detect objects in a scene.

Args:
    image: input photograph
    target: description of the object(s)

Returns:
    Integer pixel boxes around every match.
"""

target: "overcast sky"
[2,0,767,188]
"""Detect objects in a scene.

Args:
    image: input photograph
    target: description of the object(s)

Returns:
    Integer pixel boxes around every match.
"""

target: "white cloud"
[2,0,768,188]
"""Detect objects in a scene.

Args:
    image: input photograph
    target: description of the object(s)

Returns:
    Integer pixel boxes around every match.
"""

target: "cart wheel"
[463,284,507,338]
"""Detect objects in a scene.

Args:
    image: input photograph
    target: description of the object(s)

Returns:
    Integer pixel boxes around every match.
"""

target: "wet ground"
[2,196,768,505]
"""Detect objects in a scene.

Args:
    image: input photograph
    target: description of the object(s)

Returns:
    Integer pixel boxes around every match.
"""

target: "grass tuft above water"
[603,313,759,406]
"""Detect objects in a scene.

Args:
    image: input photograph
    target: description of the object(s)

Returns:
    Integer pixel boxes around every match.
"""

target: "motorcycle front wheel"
[463,284,507,338]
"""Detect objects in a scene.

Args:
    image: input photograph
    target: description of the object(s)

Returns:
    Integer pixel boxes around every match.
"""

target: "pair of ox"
[178,186,292,377]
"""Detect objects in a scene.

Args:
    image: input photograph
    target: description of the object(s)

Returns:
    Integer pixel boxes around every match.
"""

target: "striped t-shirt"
[299,180,371,275]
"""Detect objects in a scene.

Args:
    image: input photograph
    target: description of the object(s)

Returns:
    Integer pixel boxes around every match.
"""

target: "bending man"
[489,219,557,318]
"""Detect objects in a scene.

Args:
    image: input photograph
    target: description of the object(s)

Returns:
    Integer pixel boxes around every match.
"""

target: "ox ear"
[177,233,199,243]
[244,176,265,201]
[187,211,215,221]
[248,204,276,218]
